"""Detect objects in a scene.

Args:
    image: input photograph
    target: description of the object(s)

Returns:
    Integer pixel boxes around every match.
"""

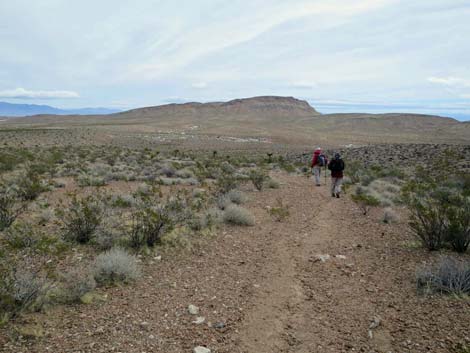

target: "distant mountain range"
[0,101,120,117]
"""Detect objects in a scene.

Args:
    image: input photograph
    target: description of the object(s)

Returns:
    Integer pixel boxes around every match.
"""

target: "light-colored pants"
[313,166,322,185]
[331,177,343,195]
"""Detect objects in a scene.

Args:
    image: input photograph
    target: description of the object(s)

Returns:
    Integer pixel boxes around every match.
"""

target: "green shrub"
[4,221,37,249]
[223,205,255,226]
[351,192,380,215]
[249,169,268,191]
[58,195,104,244]
[0,186,25,231]
[93,248,140,285]
[128,203,174,249]
[405,181,469,252]
[215,170,240,194]
[15,166,49,201]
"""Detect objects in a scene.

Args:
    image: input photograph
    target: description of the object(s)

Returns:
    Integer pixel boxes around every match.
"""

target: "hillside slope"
[1,96,469,146]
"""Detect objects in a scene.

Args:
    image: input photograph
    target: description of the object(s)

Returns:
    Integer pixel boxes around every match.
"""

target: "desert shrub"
[110,194,136,208]
[4,221,37,249]
[93,223,122,250]
[267,198,290,222]
[0,186,25,231]
[202,208,223,228]
[175,168,194,179]
[444,197,470,253]
[416,256,470,296]
[408,196,446,251]
[351,190,380,215]
[223,205,255,226]
[77,174,107,187]
[405,179,470,252]
[266,178,280,189]
[93,248,140,285]
[59,268,96,303]
[58,195,104,244]
[215,170,240,194]
[216,194,232,210]
[36,208,55,225]
[249,168,268,191]
[0,267,51,317]
[226,190,248,205]
[15,166,49,201]
[382,208,399,224]
[128,203,174,249]
[158,166,176,177]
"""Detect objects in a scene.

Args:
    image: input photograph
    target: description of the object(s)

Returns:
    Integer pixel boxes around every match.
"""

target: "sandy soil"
[1,172,469,353]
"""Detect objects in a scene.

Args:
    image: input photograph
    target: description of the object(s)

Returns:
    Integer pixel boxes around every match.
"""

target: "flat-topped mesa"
[220,96,319,116]
[120,96,320,119]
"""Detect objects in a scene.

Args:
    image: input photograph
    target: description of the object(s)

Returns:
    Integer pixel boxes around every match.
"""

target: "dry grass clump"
[223,205,255,226]
[416,256,470,296]
[382,207,399,224]
[58,268,96,303]
[93,248,140,285]
[226,189,248,205]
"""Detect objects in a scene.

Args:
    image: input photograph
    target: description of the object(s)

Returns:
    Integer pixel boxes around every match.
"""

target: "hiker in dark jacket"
[310,147,328,186]
[328,153,345,198]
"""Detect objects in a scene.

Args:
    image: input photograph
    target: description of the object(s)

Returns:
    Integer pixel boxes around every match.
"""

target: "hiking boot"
[331,193,336,197]
[336,193,340,198]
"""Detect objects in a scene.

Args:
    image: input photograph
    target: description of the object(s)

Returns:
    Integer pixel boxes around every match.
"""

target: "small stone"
[193,317,206,324]
[335,255,347,260]
[154,255,162,261]
[193,346,211,353]
[188,304,199,315]
[213,322,226,329]
[314,254,331,262]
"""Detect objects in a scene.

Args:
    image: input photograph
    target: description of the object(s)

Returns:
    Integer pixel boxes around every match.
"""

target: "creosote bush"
[93,248,140,285]
[58,194,104,244]
[249,168,268,191]
[128,202,174,249]
[404,178,470,252]
[0,186,25,231]
[223,205,255,226]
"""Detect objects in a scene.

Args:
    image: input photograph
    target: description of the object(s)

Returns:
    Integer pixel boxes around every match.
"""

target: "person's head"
[315,147,322,154]
[334,153,341,160]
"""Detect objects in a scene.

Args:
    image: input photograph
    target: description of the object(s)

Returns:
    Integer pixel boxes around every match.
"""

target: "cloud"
[191,82,208,89]
[428,76,470,87]
[288,81,318,90]
[0,87,79,99]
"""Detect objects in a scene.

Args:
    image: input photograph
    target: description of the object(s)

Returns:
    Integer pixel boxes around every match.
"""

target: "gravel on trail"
[1,172,469,353]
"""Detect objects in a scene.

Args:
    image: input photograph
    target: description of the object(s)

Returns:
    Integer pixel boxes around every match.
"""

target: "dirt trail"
[2,172,469,353]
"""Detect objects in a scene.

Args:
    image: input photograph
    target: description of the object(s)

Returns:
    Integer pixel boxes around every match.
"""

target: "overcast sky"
[1,0,469,119]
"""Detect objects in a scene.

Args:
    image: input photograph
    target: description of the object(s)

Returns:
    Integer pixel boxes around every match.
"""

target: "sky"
[1,0,470,120]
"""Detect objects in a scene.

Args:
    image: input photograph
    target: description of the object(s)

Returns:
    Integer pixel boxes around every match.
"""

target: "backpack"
[317,154,326,167]
[330,159,344,172]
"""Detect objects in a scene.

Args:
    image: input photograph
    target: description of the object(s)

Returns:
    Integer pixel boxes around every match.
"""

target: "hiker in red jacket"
[328,153,345,198]
[311,147,328,186]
